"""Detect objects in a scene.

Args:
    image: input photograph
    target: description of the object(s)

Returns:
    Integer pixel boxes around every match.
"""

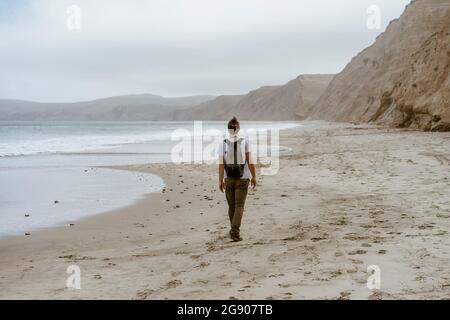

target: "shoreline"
[1,121,449,299]
[0,121,302,239]
[0,121,299,239]
[0,166,165,239]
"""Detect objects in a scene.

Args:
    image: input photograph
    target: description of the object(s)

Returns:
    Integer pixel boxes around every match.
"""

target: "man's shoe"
[229,229,243,242]
[231,234,243,242]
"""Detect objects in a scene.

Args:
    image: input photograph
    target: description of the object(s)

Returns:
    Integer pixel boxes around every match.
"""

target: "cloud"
[0,0,411,102]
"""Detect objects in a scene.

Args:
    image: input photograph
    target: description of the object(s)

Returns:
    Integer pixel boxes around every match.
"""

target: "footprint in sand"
[337,291,352,300]
[368,290,390,300]
[135,289,155,300]
[164,279,182,288]
[350,259,364,264]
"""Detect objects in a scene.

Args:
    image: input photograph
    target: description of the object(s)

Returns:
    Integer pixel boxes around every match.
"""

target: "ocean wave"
[0,121,301,157]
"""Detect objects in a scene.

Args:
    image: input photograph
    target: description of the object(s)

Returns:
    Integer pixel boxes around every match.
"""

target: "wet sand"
[0,121,449,299]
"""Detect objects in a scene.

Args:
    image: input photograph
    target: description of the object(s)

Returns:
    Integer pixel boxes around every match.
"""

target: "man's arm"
[219,155,225,192]
[246,152,257,189]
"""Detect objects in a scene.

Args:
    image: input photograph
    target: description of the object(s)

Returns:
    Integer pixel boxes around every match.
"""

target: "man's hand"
[219,180,225,193]
[251,178,257,189]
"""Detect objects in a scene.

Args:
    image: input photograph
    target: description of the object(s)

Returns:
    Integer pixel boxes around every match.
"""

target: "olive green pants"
[225,178,249,236]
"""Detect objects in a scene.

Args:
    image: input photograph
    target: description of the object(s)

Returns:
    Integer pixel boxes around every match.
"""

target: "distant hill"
[0,75,333,121]
[170,95,246,120]
[169,74,333,121]
[0,94,216,121]
[310,0,450,131]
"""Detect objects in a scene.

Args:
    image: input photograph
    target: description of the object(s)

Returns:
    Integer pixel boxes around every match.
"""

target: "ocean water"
[0,121,301,237]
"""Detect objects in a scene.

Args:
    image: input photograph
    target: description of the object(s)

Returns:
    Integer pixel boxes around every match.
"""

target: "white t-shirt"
[218,136,252,180]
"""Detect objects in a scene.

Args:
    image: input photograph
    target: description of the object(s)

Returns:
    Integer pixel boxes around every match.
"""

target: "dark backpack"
[223,138,245,178]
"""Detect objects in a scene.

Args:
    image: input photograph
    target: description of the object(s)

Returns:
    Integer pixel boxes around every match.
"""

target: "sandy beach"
[0,121,449,300]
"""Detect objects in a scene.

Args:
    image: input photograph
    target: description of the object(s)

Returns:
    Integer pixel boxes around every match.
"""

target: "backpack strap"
[234,140,237,165]
[237,138,245,164]
[223,139,227,164]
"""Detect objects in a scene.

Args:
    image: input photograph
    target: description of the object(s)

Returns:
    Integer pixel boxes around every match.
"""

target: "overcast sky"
[0,0,411,102]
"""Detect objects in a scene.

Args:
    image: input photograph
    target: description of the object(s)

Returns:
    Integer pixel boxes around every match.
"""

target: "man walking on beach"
[218,117,257,242]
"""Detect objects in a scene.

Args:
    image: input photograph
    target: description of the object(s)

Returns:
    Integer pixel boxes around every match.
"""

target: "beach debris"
[58,254,95,262]
[65,223,75,227]
[54,200,59,204]
[348,250,367,255]
[25,214,30,217]
[25,232,31,236]
[311,237,327,242]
